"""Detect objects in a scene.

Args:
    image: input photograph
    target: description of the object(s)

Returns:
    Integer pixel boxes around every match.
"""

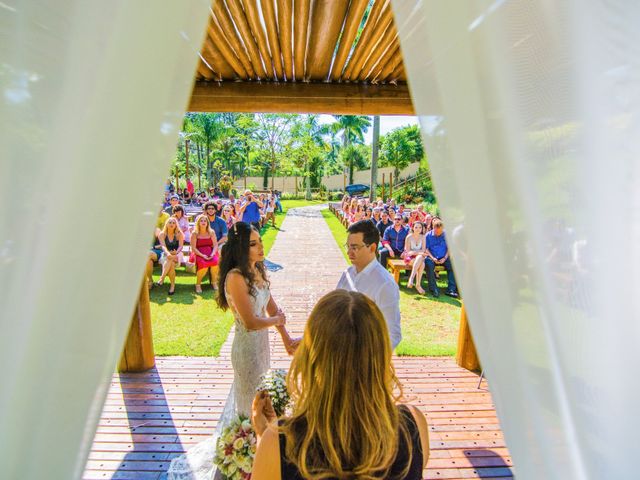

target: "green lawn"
[320,207,461,356]
[150,199,323,356]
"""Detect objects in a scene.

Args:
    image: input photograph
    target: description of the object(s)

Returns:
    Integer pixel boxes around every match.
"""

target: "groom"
[336,220,402,350]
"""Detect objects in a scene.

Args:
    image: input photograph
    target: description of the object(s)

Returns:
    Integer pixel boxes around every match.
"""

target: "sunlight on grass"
[320,207,461,356]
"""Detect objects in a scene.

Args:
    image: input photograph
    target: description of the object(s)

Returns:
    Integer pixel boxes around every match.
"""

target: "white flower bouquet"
[213,415,256,480]
[256,369,290,417]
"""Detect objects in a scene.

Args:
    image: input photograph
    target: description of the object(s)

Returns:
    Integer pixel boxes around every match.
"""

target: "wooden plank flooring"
[83,205,513,479]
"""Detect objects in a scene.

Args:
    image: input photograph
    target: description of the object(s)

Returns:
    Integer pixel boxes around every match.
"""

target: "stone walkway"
[84,205,513,480]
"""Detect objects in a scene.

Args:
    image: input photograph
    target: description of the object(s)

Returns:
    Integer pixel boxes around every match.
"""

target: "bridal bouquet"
[256,368,290,417]
[213,415,256,480]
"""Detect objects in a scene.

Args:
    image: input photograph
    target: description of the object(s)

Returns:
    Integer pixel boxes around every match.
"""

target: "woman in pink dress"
[191,214,219,294]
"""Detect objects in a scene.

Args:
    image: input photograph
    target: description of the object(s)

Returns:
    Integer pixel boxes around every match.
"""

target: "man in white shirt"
[336,220,402,350]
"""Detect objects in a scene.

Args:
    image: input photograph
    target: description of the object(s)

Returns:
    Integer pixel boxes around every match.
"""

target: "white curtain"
[392,1,640,478]
[0,2,209,478]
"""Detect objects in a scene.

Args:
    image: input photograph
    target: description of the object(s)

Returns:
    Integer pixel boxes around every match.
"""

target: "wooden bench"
[387,258,445,284]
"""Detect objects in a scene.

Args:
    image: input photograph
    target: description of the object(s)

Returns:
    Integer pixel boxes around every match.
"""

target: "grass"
[149,199,323,356]
[320,207,461,357]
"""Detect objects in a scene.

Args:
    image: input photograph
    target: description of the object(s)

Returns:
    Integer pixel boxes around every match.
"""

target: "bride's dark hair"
[216,221,269,311]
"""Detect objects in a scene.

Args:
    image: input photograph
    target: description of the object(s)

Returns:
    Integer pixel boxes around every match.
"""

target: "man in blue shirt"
[425,218,458,298]
[379,212,410,268]
[238,189,264,232]
[204,201,228,247]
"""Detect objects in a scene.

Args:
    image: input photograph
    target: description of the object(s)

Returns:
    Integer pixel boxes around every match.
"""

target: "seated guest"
[380,213,410,268]
[156,217,184,295]
[403,222,427,294]
[363,206,374,223]
[351,204,365,224]
[376,210,393,240]
[164,193,182,215]
[398,203,406,217]
[415,204,428,223]
[146,208,170,288]
[172,205,190,244]
[424,212,433,232]
[198,191,209,205]
[221,204,236,229]
[204,201,228,248]
[181,188,192,205]
[250,289,429,480]
[388,198,397,211]
[402,215,411,228]
[408,210,419,228]
[372,207,382,224]
[191,214,219,294]
[424,219,459,298]
[238,189,263,231]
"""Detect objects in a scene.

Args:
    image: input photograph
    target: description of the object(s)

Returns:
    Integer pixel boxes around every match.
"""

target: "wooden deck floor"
[84,205,513,479]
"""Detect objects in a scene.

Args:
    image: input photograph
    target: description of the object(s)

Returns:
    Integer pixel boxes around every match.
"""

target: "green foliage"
[380,124,424,178]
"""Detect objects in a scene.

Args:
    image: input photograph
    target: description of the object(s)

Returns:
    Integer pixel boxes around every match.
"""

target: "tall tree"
[332,115,371,184]
[290,115,327,200]
[254,114,295,190]
[380,125,423,178]
[184,113,223,187]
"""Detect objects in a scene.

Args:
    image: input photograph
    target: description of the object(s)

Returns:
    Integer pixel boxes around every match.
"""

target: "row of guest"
[148,190,276,295]
[380,214,459,298]
[341,195,434,230]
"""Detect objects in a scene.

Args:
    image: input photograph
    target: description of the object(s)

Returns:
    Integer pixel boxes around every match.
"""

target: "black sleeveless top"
[164,234,180,251]
[278,405,424,480]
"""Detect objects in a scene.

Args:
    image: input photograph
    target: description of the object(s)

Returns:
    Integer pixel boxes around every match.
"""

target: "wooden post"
[456,303,480,371]
[414,174,417,193]
[389,172,393,199]
[118,281,155,372]
[295,176,298,197]
[382,173,385,200]
[244,176,247,190]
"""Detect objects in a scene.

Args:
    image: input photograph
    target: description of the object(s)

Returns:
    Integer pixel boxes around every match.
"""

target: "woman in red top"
[191,214,219,294]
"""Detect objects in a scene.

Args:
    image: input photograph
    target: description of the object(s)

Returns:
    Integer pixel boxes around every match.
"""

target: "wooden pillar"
[381,173,385,200]
[456,302,480,371]
[118,281,155,372]
[414,174,418,193]
[389,172,393,199]
[244,176,247,190]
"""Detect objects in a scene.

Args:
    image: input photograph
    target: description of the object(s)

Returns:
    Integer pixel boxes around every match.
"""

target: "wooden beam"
[226,0,268,79]
[342,0,388,79]
[260,0,285,80]
[212,1,256,78]
[277,0,294,80]
[201,37,235,79]
[330,0,369,81]
[306,0,350,80]
[118,281,155,373]
[241,0,275,79]
[293,0,311,80]
[189,81,414,115]
[207,19,248,78]
[346,7,394,81]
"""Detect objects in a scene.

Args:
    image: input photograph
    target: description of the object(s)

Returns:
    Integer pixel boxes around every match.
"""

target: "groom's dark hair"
[347,220,380,246]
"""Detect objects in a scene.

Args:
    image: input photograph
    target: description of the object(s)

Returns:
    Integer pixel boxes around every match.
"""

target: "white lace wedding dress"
[167,275,271,480]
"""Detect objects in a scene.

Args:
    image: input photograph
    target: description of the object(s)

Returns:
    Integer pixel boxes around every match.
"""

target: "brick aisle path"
[84,205,513,480]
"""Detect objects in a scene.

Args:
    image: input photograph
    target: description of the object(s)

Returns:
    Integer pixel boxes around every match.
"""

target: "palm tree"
[185,113,223,187]
[332,115,371,184]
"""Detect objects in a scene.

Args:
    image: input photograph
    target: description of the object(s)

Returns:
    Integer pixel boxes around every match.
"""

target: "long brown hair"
[281,290,412,479]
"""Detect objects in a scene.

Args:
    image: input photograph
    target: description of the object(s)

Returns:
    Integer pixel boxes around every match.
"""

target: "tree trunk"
[185,139,190,178]
[305,157,312,200]
[270,149,276,191]
[370,116,380,201]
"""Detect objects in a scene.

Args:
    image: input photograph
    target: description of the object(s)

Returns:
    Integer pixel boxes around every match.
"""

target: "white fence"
[233,162,420,193]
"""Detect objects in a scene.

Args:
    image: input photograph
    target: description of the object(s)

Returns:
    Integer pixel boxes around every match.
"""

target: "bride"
[168,221,298,479]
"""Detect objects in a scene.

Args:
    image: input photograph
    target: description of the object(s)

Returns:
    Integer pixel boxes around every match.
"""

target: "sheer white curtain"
[392,1,640,478]
[0,2,209,478]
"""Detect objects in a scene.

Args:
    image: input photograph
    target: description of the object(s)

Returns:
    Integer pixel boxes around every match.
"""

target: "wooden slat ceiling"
[197,0,406,84]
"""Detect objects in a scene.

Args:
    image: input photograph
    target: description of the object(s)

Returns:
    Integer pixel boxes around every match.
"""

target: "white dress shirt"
[336,258,402,349]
